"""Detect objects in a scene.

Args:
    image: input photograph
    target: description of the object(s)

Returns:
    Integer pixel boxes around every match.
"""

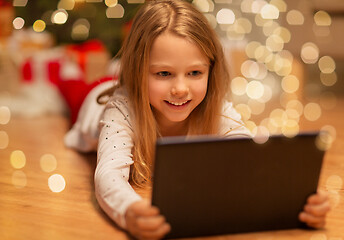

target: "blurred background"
[0,0,343,138]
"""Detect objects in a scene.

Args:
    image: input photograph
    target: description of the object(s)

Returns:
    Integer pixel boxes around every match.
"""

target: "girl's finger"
[306,221,326,229]
[136,215,167,231]
[299,212,326,228]
[304,201,331,217]
[307,191,329,205]
[139,223,171,240]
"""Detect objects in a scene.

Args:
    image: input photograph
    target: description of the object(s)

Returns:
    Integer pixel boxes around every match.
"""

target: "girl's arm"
[95,91,142,229]
[219,101,252,138]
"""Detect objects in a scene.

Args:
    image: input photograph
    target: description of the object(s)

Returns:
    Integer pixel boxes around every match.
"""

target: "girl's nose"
[171,77,189,97]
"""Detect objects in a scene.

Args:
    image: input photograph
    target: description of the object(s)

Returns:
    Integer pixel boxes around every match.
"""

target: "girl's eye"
[189,71,202,76]
[157,71,171,77]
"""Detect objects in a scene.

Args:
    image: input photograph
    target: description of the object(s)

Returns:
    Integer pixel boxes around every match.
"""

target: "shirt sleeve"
[94,89,142,229]
[218,101,252,138]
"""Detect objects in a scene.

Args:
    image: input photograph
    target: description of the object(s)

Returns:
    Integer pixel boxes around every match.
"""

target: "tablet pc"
[151,132,324,239]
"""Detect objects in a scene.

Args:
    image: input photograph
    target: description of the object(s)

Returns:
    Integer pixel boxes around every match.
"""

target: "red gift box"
[66,40,111,84]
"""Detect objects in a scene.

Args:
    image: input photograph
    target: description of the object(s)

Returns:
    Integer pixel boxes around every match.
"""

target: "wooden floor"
[0,98,344,240]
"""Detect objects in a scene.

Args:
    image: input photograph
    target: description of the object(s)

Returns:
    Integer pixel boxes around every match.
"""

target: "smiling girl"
[65,0,330,239]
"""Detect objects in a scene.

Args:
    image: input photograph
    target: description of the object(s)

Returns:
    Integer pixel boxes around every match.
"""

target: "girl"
[66,0,330,239]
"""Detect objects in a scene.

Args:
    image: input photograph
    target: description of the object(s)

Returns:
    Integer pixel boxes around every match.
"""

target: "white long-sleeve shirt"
[64,83,251,229]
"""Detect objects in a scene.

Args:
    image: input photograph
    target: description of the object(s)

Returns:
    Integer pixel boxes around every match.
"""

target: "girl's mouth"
[165,100,191,107]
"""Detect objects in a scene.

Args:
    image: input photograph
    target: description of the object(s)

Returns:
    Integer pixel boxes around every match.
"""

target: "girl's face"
[148,32,209,130]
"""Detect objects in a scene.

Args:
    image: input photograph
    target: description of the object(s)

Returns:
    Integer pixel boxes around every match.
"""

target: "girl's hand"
[125,200,171,240]
[299,190,331,229]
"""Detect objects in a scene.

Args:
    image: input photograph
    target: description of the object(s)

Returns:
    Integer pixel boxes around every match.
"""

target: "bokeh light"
[40,154,58,173]
[33,20,46,32]
[251,0,267,14]
[326,175,343,191]
[281,75,299,93]
[270,0,286,12]
[231,77,248,96]
[327,190,341,209]
[48,174,66,193]
[301,42,319,64]
[270,108,288,128]
[52,10,68,24]
[255,14,272,27]
[273,27,291,43]
[13,17,25,30]
[106,4,125,18]
[252,126,270,144]
[320,72,337,87]
[12,171,27,188]
[259,84,273,103]
[0,106,11,125]
[234,18,252,34]
[241,60,259,78]
[281,119,299,138]
[263,21,279,37]
[314,10,332,26]
[10,150,26,169]
[286,99,303,116]
[318,56,336,74]
[105,0,118,7]
[245,41,261,59]
[246,81,264,99]
[0,131,9,150]
[304,103,321,121]
[266,34,284,52]
[255,45,272,63]
[193,0,214,13]
[216,8,235,24]
[260,4,279,20]
[72,18,90,41]
[57,0,75,10]
[13,0,28,7]
[248,99,265,115]
[316,125,336,151]
[286,10,304,25]
[241,0,254,13]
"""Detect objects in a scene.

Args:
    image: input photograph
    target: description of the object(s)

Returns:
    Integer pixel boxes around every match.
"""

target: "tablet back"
[151,133,324,239]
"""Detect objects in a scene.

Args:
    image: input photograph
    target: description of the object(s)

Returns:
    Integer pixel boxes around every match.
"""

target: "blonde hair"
[102,0,230,188]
